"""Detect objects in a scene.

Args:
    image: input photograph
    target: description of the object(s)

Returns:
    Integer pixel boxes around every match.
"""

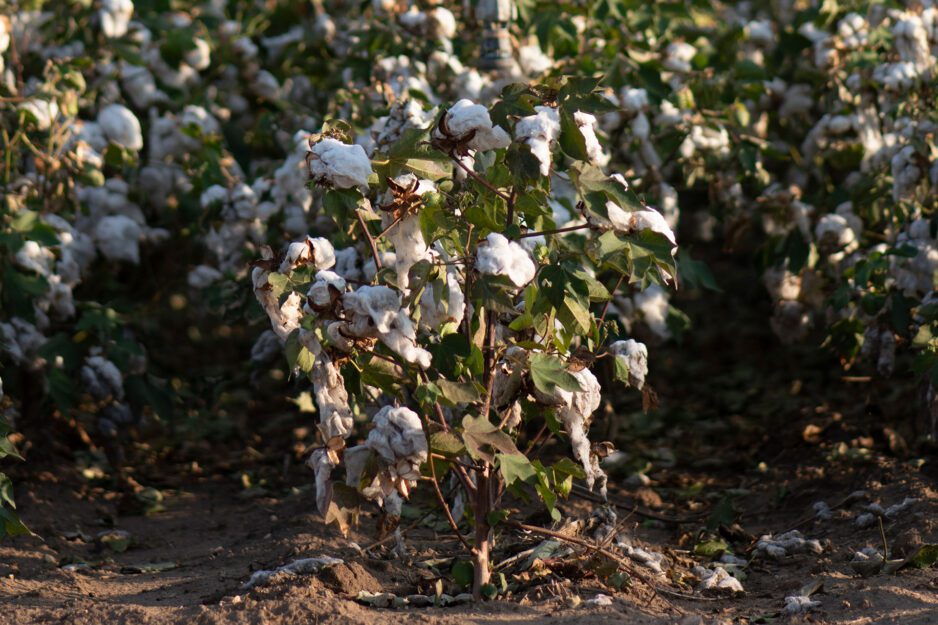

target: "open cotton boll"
[99,0,133,38]
[18,98,58,131]
[342,286,432,368]
[517,40,553,76]
[81,355,124,401]
[185,38,211,71]
[97,104,143,151]
[633,284,672,341]
[0,318,47,369]
[663,41,697,73]
[535,368,605,496]
[307,270,347,309]
[434,99,510,152]
[280,236,336,273]
[515,106,560,176]
[573,111,606,166]
[815,214,858,254]
[693,566,744,594]
[312,358,354,441]
[785,595,821,615]
[365,406,428,484]
[609,339,648,389]
[419,264,465,331]
[307,448,335,515]
[94,215,142,263]
[308,138,372,189]
[187,265,223,289]
[753,530,823,560]
[476,233,536,288]
[253,267,304,341]
[14,240,55,277]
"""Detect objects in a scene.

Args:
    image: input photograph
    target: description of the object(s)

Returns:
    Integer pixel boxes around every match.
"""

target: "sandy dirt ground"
[3,448,937,625]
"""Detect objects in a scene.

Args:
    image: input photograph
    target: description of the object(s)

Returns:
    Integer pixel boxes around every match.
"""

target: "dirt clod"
[319,562,383,595]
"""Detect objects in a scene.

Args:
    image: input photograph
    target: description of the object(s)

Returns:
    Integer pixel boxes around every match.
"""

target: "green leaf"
[0,437,24,462]
[0,474,16,508]
[693,539,730,558]
[428,334,471,378]
[451,560,474,589]
[436,379,481,405]
[907,544,938,569]
[551,457,587,479]
[497,452,537,487]
[470,275,518,315]
[430,431,466,457]
[558,109,590,161]
[529,353,583,395]
[0,506,33,538]
[461,415,521,463]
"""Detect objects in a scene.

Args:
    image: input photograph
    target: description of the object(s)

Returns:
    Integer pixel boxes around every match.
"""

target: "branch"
[450,153,511,202]
[518,223,596,239]
[356,209,382,274]
[420,411,473,553]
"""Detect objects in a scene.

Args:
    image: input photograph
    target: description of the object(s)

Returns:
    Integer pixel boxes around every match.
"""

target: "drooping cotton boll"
[307,270,347,309]
[633,284,672,341]
[365,406,428,485]
[574,111,607,166]
[14,240,55,277]
[307,448,335,516]
[99,0,133,38]
[873,62,919,92]
[535,367,605,497]
[476,233,536,288]
[97,103,143,150]
[663,41,697,73]
[893,14,933,72]
[188,265,223,289]
[515,106,560,176]
[40,275,76,319]
[609,339,648,389]
[433,99,511,152]
[342,286,432,368]
[185,38,211,71]
[94,215,142,263]
[312,357,354,441]
[280,236,336,273]
[332,247,361,281]
[81,355,124,401]
[308,138,373,190]
[18,98,58,131]
[383,174,435,290]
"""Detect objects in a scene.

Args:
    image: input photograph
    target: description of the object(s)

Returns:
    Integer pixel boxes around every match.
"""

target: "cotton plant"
[252,81,676,598]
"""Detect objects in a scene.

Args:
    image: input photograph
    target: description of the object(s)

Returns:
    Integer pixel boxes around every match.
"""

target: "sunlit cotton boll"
[18,98,58,131]
[515,106,560,177]
[365,406,428,483]
[97,104,143,151]
[99,0,133,39]
[185,38,211,71]
[308,138,373,190]
[476,233,536,288]
[279,236,336,273]
[433,99,511,152]
[609,339,649,389]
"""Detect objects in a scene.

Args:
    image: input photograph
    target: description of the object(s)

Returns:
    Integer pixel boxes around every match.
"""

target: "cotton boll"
[693,566,744,593]
[419,264,465,331]
[433,99,510,152]
[97,104,143,151]
[535,368,605,496]
[99,0,133,38]
[365,406,428,484]
[280,236,336,273]
[785,596,821,614]
[753,530,823,560]
[307,448,335,515]
[515,106,560,176]
[312,357,354,441]
[476,233,536,288]
[188,265,223,289]
[307,270,347,309]
[250,330,281,363]
[185,38,211,71]
[633,285,672,341]
[14,240,55,277]
[342,286,432,368]
[517,39,553,76]
[18,98,58,131]
[815,214,858,255]
[332,247,361,281]
[308,138,373,190]
[94,215,142,263]
[81,355,125,401]
[663,41,696,73]
[574,111,607,166]
[609,339,648,389]
[892,145,922,202]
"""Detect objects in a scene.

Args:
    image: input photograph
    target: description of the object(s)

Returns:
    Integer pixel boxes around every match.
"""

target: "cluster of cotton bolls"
[248,78,680,535]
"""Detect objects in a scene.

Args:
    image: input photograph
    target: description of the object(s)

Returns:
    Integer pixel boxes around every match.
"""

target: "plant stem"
[472,466,492,599]
[450,153,511,202]
[518,223,595,238]
[356,209,382,274]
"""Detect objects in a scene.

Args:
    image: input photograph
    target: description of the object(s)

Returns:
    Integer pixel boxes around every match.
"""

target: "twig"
[420,412,473,553]
[599,274,626,324]
[878,516,889,559]
[375,214,405,240]
[450,153,511,202]
[518,223,595,238]
[356,209,382,273]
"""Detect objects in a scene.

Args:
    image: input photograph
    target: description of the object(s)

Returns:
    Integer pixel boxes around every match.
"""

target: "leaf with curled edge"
[461,415,520,464]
